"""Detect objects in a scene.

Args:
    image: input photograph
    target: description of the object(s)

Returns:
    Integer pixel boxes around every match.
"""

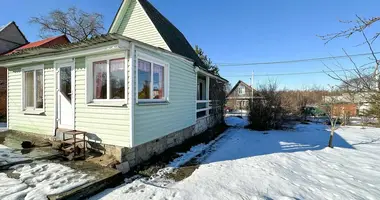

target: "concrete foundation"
[103,115,222,173]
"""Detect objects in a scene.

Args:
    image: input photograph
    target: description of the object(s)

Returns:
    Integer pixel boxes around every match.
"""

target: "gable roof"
[110,0,206,69]
[0,21,29,44]
[227,80,255,97]
[6,35,70,55]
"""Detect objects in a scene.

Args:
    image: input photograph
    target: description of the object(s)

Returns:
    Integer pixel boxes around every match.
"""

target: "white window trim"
[85,52,128,105]
[136,52,170,103]
[21,64,45,113]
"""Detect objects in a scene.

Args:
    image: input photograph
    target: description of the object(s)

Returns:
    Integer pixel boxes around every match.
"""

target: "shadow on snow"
[201,117,354,164]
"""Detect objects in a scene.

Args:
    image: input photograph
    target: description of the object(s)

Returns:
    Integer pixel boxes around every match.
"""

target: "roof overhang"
[0,39,127,67]
[195,67,228,83]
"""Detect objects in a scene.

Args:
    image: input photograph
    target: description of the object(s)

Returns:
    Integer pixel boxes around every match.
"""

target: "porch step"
[62,138,84,145]
[62,145,75,152]
[59,129,87,160]
[64,130,87,136]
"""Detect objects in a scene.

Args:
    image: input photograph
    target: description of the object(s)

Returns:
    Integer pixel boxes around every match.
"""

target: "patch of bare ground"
[126,123,229,180]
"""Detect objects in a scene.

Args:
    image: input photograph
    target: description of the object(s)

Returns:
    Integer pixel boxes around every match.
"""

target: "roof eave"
[0,39,122,67]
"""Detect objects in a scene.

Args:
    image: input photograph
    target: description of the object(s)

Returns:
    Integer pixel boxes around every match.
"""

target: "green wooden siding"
[116,0,170,51]
[74,57,130,147]
[8,62,55,135]
[133,46,196,146]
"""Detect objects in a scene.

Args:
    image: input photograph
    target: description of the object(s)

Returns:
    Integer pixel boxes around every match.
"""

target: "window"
[90,57,126,101]
[238,86,245,95]
[137,57,168,102]
[23,66,44,110]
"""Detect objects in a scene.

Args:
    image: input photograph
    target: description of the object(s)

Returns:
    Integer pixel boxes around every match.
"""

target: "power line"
[223,67,375,77]
[216,52,380,66]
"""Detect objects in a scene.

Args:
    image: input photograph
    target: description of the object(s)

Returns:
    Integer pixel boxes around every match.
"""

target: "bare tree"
[319,15,380,129]
[209,78,228,125]
[321,90,341,148]
[318,15,380,45]
[30,6,104,42]
[319,15,379,92]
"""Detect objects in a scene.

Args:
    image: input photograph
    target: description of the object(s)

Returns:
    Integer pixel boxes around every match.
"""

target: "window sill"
[87,101,127,107]
[23,110,45,115]
[137,101,170,106]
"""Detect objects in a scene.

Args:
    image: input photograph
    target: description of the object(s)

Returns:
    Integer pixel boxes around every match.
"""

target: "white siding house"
[0,0,227,169]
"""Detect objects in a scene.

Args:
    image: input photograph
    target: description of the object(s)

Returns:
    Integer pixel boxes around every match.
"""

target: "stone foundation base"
[101,115,223,173]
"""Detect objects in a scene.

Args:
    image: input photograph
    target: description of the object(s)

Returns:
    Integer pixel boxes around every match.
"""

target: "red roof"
[7,35,70,54]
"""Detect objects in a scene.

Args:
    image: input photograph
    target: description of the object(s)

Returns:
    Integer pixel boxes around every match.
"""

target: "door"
[57,63,74,129]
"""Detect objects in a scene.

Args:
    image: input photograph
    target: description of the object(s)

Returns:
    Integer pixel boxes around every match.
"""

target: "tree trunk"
[328,129,334,148]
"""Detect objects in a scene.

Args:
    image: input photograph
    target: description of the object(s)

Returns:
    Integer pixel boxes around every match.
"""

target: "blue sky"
[1,0,379,89]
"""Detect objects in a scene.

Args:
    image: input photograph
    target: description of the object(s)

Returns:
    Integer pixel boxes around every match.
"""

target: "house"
[0,67,6,119]
[0,0,227,171]
[0,21,28,55]
[323,93,373,116]
[0,21,28,119]
[6,35,70,55]
[0,34,70,120]
[226,80,256,110]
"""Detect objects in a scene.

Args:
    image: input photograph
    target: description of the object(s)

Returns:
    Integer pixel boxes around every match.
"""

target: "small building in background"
[0,21,29,120]
[323,93,373,116]
[226,80,256,111]
[0,34,70,120]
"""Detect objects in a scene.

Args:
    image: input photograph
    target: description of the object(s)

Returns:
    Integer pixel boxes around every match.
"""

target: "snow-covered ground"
[92,117,380,200]
[0,144,30,166]
[0,162,93,200]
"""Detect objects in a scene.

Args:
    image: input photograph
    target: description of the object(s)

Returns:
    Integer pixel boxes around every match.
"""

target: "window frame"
[238,86,245,95]
[136,52,170,103]
[21,65,45,112]
[86,52,128,104]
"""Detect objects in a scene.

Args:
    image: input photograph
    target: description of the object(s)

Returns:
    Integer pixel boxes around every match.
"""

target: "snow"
[0,144,30,166]
[225,116,248,127]
[92,117,380,200]
[0,162,93,200]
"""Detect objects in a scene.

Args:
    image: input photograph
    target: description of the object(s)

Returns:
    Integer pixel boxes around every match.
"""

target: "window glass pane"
[153,64,164,99]
[93,61,107,99]
[36,70,43,108]
[110,58,125,99]
[138,59,151,99]
[60,67,71,102]
[25,71,34,107]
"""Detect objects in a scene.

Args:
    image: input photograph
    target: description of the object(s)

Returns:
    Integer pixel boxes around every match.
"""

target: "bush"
[247,83,285,131]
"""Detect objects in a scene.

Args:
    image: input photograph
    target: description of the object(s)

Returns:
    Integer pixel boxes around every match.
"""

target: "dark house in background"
[226,80,256,110]
[0,21,29,55]
[0,32,70,120]
[0,21,29,119]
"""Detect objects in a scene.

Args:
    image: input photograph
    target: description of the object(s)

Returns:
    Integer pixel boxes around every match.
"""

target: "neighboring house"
[0,0,227,171]
[0,67,6,118]
[323,93,373,116]
[226,80,256,110]
[0,21,29,118]
[0,21,28,55]
[6,35,70,55]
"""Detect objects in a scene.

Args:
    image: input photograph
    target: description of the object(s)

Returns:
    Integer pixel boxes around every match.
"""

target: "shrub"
[247,82,285,131]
